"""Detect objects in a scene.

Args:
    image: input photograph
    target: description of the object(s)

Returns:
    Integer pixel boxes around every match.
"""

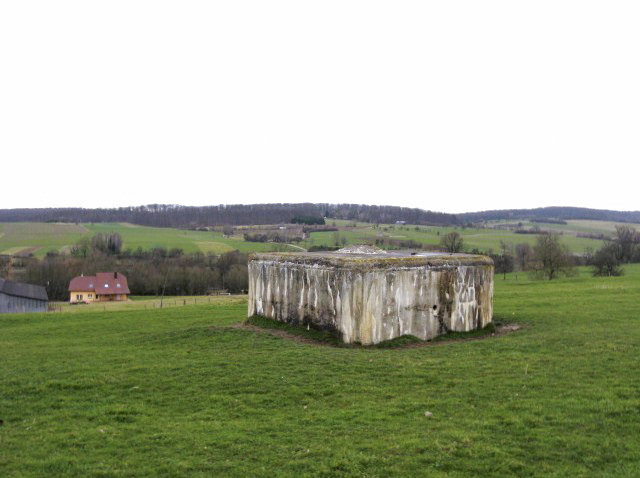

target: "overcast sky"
[1,1,638,214]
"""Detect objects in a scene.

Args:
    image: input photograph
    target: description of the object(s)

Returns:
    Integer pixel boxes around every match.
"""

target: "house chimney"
[114,272,117,279]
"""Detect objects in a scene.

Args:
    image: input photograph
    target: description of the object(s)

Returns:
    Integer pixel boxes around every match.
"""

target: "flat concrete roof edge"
[249,252,494,269]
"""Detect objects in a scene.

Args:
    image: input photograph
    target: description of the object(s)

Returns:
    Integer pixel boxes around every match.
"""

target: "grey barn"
[0,279,49,314]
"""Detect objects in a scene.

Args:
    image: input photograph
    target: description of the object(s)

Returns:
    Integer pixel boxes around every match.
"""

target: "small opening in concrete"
[432,305,437,310]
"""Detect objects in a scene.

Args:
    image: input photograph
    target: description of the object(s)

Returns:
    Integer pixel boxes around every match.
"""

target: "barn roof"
[0,278,48,301]
[68,272,130,295]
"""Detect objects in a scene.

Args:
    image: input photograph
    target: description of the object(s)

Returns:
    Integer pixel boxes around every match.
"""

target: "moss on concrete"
[249,251,493,271]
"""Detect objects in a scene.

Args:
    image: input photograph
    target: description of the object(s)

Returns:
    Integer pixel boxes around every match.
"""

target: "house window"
[88,294,93,298]
[104,284,109,288]
[117,283,121,288]
[76,294,83,300]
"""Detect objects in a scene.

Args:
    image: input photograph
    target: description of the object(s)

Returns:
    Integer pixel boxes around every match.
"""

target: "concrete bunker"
[248,247,494,345]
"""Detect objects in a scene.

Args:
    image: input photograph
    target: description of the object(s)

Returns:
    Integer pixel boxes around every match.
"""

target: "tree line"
[585,225,640,276]
[0,203,458,227]
[458,206,640,224]
[5,226,637,302]
[12,233,249,300]
[439,225,640,280]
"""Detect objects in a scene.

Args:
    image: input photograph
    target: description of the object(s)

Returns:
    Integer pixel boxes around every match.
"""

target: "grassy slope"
[0,222,298,257]
[0,223,89,256]
[306,218,640,253]
[304,223,604,254]
[490,219,637,235]
[2,219,639,257]
[85,223,297,254]
[2,266,640,476]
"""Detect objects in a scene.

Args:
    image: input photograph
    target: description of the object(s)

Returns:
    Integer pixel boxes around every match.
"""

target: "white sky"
[1,1,638,214]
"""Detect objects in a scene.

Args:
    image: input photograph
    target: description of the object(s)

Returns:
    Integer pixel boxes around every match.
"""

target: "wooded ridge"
[1,204,638,227]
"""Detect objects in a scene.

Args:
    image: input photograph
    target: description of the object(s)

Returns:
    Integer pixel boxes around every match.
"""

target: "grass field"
[1,266,639,476]
[304,219,639,254]
[49,295,246,314]
[0,223,89,257]
[1,219,639,258]
[85,223,295,255]
[0,222,298,257]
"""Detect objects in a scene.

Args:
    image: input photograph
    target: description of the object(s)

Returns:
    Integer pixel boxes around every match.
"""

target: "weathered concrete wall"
[248,252,493,344]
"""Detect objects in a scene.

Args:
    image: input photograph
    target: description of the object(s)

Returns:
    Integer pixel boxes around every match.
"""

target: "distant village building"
[395,221,406,225]
[0,278,49,314]
[68,272,130,304]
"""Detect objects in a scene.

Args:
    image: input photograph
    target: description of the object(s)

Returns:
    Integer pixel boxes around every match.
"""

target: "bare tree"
[515,243,532,270]
[440,231,464,253]
[531,233,574,280]
[70,237,91,259]
[591,243,624,276]
[612,225,639,263]
[493,241,514,279]
[0,255,10,278]
[216,250,241,289]
[107,233,123,255]
[90,232,122,255]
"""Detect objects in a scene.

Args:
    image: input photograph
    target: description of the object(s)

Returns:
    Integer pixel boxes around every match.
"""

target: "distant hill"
[3,204,638,229]
[458,207,640,224]
[0,203,458,228]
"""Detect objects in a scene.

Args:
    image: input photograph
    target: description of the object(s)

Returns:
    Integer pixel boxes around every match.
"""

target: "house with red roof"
[68,272,130,303]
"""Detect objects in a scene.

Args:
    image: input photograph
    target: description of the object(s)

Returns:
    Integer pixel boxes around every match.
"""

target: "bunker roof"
[250,250,493,270]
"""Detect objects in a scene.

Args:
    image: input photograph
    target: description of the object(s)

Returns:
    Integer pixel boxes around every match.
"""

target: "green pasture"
[85,223,295,254]
[0,222,297,257]
[1,265,640,476]
[0,223,89,257]
[2,219,639,258]
[488,219,640,236]
[49,295,246,314]
[304,222,609,254]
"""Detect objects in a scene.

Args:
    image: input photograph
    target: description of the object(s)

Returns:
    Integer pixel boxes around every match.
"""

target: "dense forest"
[458,207,640,224]
[2,204,638,228]
[0,203,458,227]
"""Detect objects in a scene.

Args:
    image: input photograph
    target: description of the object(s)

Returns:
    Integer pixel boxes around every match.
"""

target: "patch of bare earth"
[228,322,522,348]
[228,323,329,346]
[15,246,39,256]
[403,323,522,349]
